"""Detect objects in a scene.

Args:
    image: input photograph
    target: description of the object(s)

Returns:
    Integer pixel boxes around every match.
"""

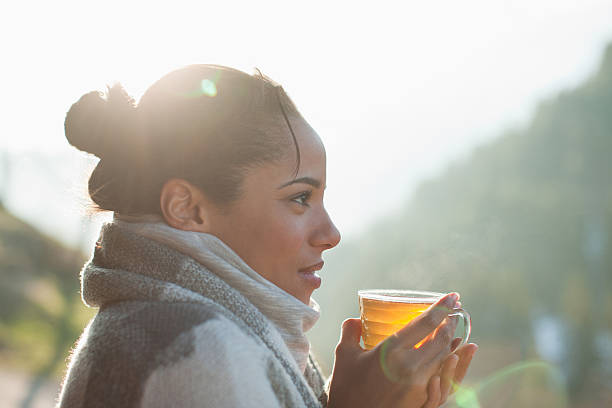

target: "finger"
[452,343,479,387]
[440,354,459,405]
[336,318,363,355]
[394,293,459,348]
[422,313,459,346]
[417,317,457,363]
[422,376,441,408]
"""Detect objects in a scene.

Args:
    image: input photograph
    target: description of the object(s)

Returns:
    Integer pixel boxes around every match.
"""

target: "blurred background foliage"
[0,206,93,371]
[0,206,94,406]
[1,44,612,408]
[309,44,612,407]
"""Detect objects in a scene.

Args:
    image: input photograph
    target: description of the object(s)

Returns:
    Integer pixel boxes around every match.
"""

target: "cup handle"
[448,307,471,348]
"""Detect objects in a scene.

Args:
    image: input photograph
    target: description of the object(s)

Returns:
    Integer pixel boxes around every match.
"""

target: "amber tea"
[358,290,470,351]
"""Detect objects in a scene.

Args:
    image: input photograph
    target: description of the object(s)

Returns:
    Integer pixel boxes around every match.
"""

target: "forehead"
[239,118,326,191]
[289,117,326,170]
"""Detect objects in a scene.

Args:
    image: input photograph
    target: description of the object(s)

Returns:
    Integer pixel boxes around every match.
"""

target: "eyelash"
[290,191,312,207]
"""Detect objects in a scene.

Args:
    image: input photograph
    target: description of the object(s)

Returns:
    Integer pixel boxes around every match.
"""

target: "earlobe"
[160,179,210,232]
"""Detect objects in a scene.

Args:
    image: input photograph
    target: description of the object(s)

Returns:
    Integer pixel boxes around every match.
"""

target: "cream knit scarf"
[114,214,321,373]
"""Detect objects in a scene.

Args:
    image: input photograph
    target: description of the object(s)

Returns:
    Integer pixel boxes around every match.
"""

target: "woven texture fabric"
[57,222,328,408]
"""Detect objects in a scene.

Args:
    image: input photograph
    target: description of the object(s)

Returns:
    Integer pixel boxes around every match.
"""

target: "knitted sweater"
[56,221,328,408]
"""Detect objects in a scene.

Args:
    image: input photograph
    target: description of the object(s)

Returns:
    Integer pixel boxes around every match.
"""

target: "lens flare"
[200,79,217,97]
[182,76,219,99]
[379,351,568,407]
[447,360,568,408]
[455,386,480,408]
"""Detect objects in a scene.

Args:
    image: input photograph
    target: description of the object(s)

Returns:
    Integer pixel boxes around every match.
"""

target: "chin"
[296,292,312,305]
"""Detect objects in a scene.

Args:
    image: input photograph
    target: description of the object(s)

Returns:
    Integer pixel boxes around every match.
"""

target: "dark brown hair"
[65,65,303,215]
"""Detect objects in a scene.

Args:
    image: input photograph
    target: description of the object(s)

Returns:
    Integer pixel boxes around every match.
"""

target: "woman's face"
[207,120,341,304]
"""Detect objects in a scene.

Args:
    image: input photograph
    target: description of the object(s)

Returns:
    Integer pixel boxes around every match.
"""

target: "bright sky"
[2,0,612,247]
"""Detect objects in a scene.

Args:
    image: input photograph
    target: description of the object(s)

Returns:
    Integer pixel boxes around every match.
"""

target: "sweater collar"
[113,214,320,372]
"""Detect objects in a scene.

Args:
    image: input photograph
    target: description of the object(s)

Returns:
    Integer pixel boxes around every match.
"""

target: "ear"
[159,178,211,232]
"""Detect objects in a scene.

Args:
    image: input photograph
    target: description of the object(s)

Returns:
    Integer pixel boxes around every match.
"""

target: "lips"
[298,261,323,291]
[299,261,324,274]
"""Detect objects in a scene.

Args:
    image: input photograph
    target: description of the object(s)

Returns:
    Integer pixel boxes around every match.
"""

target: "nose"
[311,208,341,250]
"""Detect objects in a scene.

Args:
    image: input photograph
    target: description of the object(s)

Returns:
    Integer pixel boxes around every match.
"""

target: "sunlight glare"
[449,360,568,408]
[201,79,218,97]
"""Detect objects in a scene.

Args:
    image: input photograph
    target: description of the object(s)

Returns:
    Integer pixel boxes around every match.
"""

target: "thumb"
[337,318,362,352]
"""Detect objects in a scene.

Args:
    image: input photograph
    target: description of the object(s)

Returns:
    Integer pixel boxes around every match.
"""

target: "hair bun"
[64,84,137,159]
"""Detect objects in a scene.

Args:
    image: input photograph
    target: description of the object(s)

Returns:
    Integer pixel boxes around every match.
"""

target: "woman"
[58,65,477,407]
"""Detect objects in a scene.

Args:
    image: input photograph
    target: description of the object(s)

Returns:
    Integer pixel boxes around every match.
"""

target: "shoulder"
[61,300,313,408]
[85,300,268,374]
[59,300,275,407]
[133,303,310,407]
[105,301,305,406]
[141,316,285,407]
[91,300,224,345]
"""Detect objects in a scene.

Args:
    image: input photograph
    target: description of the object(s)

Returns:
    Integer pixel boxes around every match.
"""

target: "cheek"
[256,213,305,262]
[230,204,307,274]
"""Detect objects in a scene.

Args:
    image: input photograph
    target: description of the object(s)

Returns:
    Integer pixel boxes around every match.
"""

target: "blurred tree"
[0,207,94,406]
[312,43,612,405]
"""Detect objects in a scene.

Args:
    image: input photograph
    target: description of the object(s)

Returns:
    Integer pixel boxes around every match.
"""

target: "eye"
[290,191,312,207]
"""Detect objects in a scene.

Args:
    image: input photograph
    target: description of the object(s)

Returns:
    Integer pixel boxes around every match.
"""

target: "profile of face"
[216,122,340,304]
[163,117,341,304]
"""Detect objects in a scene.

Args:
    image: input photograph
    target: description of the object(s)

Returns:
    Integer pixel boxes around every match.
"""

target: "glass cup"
[358,289,471,351]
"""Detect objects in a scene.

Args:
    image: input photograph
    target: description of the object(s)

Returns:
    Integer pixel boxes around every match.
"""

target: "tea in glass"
[358,289,470,351]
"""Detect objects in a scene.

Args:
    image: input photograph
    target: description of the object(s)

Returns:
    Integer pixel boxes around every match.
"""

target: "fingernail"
[446,293,459,304]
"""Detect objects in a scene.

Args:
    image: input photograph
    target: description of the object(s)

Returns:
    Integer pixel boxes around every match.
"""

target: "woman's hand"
[437,340,479,405]
[327,293,477,408]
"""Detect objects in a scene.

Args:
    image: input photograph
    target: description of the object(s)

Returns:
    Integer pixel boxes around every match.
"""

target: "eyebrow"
[277,177,321,189]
